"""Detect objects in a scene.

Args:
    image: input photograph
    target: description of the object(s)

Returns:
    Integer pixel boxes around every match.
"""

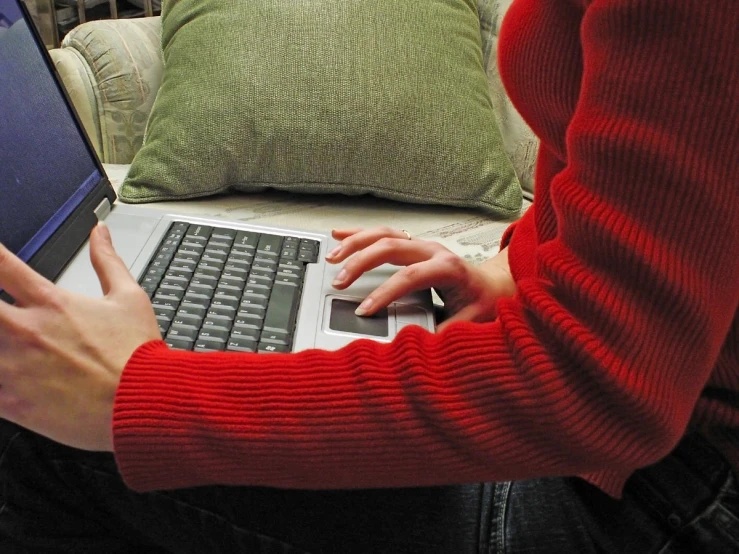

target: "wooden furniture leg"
[76,1,86,24]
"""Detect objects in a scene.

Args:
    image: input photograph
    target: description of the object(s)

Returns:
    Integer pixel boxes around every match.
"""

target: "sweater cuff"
[112,340,181,491]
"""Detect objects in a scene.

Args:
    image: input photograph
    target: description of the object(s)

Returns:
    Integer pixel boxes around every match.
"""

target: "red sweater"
[113,0,739,497]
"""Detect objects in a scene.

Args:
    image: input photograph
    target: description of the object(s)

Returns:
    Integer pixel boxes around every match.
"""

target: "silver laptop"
[0,0,434,353]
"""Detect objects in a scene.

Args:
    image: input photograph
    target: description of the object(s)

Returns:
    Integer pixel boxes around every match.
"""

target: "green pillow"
[119,0,522,217]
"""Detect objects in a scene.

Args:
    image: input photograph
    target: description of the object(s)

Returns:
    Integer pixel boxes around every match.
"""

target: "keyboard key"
[159,280,187,292]
[177,245,204,256]
[274,274,301,287]
[245,280,271,292]
[152,299,179,312]
[155,289,185,302]
[235,230,259,250]
[210,297,240,311]
[194,340,225,352]
[176,305,208,319]
[208,305,237,319]
[141,281,158,297]
[297,250,317,263]
[196,260,225,272]
[168,262,195,273]
[175,312,205,326]
[186,224,213,240]
[158,321,170,336]
[202,252,228,264]
[276,265,303,278]
[148,259,170,271]
[166,338,194,351]
[173,252,200,265]
[257,234,283,258]
[279,248,298,261]
[186,287,214,300]
[230,326,261,341]
[171,222,190,233]
[184,290,213,303]
[198,328,230,343]
[263,283,300,334]
[260,330,290,345]
[230,247,255,258]
[216,281,243,292]
[237,306,266,320]
[300,239,320,252]
[154,306,176,320]
[251,263,277,274]
[213,289,240,302]
[253,255,278,268]
[258,343,289,353]
[202,318,233,333]
[240,295,268,309]
[164,270,191,282]
[226,337,257,352]
[171,317,201,330]
[225,258,252,270]
[194,267,221,280]
[248,271,274,283]
[167,326,199,341]
[234,317,261,330]
[146,266,168,278]
[220,275,246,288]
[242,289,269,301]
[212,227,237,241]
[190,275,218,289]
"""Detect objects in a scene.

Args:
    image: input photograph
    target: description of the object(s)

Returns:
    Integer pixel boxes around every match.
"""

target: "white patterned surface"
[105,164,529,263]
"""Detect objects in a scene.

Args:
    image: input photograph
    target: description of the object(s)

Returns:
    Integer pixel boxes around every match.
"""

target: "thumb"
[89,222,135,296]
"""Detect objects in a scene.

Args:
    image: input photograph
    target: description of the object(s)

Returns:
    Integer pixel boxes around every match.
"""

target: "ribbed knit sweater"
[113,0,739,498]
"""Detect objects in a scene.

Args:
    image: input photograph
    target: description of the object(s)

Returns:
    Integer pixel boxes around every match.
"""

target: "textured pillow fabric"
[119,0,522,217]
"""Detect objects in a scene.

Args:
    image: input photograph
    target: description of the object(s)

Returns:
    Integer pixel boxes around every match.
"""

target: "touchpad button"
[329,299,389,337]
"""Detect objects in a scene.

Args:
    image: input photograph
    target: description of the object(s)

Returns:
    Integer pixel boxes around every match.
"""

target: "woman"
[0,0,737,552]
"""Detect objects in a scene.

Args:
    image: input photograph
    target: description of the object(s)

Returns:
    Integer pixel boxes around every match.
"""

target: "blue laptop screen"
[0,0,102,262]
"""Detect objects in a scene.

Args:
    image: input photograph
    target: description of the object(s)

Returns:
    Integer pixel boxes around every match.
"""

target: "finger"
[327,227,413,263]
[89,223,136,296]
[332,238,438,289]
[331,228,364,240]
[0,243,55,306]
[355,261,455,316]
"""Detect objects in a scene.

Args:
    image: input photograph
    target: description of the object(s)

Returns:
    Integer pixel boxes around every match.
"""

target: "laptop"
[0,0,434,353]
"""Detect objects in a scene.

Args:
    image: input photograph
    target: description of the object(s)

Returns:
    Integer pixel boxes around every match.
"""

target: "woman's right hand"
[326,227,516,331]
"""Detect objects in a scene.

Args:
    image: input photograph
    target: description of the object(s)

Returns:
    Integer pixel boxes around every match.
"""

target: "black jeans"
[0,420,737,553]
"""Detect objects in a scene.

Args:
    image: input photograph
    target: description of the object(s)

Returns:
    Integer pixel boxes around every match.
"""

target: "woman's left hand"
[0,223,161,452]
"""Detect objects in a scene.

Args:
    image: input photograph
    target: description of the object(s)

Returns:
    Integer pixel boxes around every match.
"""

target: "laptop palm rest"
[55,210,161,296]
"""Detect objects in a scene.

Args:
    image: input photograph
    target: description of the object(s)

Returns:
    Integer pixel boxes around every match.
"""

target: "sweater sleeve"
[113,0,739,495]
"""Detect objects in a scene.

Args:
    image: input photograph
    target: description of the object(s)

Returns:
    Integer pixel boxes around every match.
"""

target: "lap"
[1,420,738,554]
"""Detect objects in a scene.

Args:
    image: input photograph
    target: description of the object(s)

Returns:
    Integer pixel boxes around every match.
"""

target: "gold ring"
[401,229,412,240]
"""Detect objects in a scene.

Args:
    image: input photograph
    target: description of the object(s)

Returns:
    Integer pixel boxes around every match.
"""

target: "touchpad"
[329,299,389,337]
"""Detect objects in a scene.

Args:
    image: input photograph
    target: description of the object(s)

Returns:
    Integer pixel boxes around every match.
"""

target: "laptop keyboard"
[138,222,320,353]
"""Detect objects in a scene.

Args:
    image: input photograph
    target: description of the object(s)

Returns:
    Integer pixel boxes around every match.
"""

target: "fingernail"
[97,221,112,243]
[332,269,347,287]
[355,298,373,316]
[326,245,342,260]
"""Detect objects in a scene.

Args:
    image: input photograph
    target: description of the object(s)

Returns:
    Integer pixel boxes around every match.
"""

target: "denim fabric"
[0,420,737,553]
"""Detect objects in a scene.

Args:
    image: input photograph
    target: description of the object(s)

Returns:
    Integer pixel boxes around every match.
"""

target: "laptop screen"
[0,0,102,262]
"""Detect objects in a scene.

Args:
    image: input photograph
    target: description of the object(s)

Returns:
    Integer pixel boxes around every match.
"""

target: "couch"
[49,2,538,264]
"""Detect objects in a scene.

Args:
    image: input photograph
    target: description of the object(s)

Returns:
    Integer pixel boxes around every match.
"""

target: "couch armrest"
[49,17,163,164]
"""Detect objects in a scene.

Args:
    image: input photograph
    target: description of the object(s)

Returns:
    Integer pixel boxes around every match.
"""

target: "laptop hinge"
[93,198,112,221]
